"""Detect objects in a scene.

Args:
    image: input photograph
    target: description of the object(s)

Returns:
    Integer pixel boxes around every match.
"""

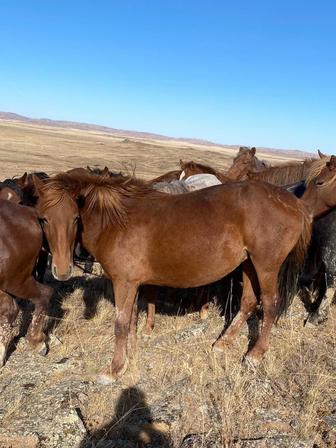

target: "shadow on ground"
[79,386,172,448]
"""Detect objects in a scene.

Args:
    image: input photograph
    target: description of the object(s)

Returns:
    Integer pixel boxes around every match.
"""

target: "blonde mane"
[248,159,316,186]
[305,157,336,186]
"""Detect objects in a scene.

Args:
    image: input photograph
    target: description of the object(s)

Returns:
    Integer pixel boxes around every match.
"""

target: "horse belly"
[145,225,247,288]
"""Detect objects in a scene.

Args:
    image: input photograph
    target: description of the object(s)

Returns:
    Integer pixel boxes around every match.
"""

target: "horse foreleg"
[98,280,138,384]
[213,260,258,351]
[0,291,19,366]
[11,277,53,355]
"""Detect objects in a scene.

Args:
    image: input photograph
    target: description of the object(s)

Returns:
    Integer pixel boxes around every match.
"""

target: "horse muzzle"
[51,263,74,281]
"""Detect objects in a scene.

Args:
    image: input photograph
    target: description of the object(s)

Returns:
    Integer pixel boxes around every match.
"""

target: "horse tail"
[277,211,312,317]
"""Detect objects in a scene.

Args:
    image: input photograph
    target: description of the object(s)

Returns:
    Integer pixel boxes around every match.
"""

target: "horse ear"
[250,147,256,155]
[32,174,45,197]
[238,147,243,153]
[87,166,93,173]
[179,159,185,168]
[328,155,336,169]
[101,166,109,176]
[318,149,327,159]
[16,172,28,188]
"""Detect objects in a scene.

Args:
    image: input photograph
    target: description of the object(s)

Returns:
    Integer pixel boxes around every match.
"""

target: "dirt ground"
[0,120,334,448]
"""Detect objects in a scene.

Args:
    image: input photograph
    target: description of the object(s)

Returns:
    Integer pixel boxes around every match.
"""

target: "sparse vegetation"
[0,120,335,447]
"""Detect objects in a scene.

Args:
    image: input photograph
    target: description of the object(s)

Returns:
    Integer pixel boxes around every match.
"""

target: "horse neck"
[226,162,249,180]
[300,185,331,218]
[249,162,311,186]
[79,209,112,256]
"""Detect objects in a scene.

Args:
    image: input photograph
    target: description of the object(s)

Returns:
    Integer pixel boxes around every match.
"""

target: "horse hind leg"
[308,286,335,325]
[196,286,210,320]
[0,291,19,366]
[213,259,258,352]
[244,266,279,366]
[142,285,156,335]
[11,277,53,355]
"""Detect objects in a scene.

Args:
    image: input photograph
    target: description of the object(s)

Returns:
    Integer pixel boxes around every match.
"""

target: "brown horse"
[0,185,21,203]
[0,200,53,366]
[179,146,265,182]
[32,157,336,383]
[144,147,265,329]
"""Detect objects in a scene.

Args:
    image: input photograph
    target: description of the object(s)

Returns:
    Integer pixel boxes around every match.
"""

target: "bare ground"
[0,120,335,448]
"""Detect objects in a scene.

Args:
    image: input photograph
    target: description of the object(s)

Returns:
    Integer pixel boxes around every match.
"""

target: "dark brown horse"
[0,171,49,207]
[0,200,53,366]
[179,146,265,182]
[32,157,336,383]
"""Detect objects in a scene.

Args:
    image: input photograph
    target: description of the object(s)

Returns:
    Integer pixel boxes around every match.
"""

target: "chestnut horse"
[32,156,336,383]
[0,200,53,366]
[179,146,266,182]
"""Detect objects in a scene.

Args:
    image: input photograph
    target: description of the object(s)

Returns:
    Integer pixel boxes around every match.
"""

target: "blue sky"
[0,1,335,152]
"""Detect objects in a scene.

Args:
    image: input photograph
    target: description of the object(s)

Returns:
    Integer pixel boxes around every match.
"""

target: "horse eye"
[315,180,324,186]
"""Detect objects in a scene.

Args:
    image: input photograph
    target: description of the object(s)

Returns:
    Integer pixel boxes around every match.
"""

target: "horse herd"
[0,147,335,384]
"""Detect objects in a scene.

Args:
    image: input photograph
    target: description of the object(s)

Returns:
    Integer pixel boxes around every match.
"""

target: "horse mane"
[248,159,316,186]
[38,171,154,229]
[305,157,336,186]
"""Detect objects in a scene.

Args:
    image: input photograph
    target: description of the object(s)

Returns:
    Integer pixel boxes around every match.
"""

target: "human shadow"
[79,386,172,447]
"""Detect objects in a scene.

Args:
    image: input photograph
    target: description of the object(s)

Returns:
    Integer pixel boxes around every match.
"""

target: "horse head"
[33,174,79,281]
[226,146,267,180]
[304,156,336,216]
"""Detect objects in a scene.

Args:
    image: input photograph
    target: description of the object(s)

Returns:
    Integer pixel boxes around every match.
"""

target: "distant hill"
[0,111,315,158]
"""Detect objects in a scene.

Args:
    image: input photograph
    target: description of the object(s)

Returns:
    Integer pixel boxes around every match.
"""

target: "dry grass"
[0,120,335,447]
[0,120,298,180]
[45,272,336,447]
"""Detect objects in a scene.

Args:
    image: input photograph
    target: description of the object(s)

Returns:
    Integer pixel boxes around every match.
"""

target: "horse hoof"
[242,354,260,370]
[143,332,152,340]
[212,340,229,353]
[143,326,154,337]
[0,344,6,367]
[306,312,327,327]
[38,342,48,357]
[97,359,129,385]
